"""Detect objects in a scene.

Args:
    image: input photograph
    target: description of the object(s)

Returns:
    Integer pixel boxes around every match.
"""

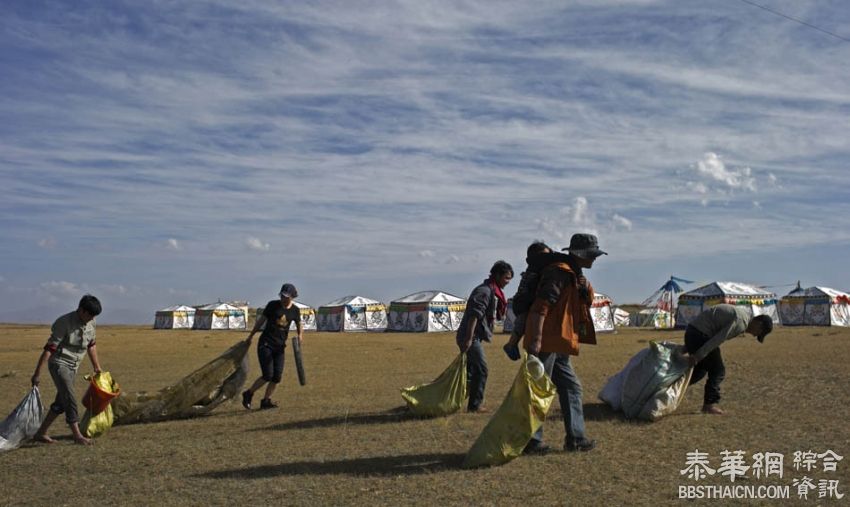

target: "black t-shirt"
[259,300,301,350]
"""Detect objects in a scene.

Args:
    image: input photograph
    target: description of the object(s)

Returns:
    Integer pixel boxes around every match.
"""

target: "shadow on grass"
[196,452,466,479]
[549,402,626,422]
[253,406,420,432]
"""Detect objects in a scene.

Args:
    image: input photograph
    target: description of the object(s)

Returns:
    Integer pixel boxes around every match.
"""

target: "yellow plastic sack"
[463,355,556,468]
[80,372,119,438]
[400,353,467,417]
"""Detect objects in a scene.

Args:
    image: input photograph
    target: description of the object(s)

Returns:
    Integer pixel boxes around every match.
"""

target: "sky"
[1,0,849,324]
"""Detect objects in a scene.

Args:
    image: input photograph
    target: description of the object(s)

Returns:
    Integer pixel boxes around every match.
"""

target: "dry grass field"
[1,323,848,506]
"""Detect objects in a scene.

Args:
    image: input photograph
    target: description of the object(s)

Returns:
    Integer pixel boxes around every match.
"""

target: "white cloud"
[97,284,128,295]
[419,250,436,258]
[245,236,271,252]
[445,254,461,264]
[694,152,756,192]
[39,281,80,300]
[612,214,633,231]
[37,238,56,249]
[537,196,632,240]
[166,238,182,251]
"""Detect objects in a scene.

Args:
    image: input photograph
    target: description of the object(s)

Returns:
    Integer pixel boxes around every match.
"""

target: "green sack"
[463,354,556,468]
[400,353,467,417]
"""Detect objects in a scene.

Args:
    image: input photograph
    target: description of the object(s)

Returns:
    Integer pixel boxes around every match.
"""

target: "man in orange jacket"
[523,233,605,454]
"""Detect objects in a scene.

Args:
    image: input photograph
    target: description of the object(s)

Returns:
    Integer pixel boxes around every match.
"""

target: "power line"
[735,0,850,42]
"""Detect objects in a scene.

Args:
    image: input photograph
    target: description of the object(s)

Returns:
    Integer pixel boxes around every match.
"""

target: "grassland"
[1,324,848,506]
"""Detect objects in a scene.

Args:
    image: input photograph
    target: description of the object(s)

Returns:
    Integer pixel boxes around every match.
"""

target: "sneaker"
[260,398,279,410]
[523,441,552,455]
[565,438,596,452]
[702,404,724,415]
[503,343,521,361]
[241,390,253,410]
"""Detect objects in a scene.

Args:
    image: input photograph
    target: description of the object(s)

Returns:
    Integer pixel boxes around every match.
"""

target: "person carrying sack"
[523,233,606,454]
[30,294,105,446]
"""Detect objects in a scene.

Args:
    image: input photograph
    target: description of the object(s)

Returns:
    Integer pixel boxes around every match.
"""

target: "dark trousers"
[466,339,488,411]
[685,326,726,405]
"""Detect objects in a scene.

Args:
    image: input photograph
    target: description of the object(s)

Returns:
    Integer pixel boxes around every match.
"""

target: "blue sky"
[1,0,848,324]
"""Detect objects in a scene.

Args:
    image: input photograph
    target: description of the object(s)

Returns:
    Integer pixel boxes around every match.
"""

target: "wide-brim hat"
[561,233,607,259]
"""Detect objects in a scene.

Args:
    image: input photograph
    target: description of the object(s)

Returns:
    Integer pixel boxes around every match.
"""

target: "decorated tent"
[591,293,616,333]
[613,307,631,327]
[255,301,317,331]
[387,291,466,332]
[641,276,692,328]
[779,285,850,327]
[193,303,248,330]
[629,308,673,329]
[503,294,617,333]
[675,282,779,328]
[153,305,196,329]
[317,295,387,332]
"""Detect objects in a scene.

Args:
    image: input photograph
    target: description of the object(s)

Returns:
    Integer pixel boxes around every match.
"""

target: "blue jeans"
[465,339,488,411]
[529,352,586,445]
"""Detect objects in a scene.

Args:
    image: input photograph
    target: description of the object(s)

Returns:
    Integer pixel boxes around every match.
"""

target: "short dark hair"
[490,260,514,278]
[78,294,102,316]
[526,241,550,257]
[752,314,773,335]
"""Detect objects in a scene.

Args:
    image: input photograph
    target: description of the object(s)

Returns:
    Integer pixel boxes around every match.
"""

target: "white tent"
[317,295,387,332]
[255,301,317,331]
[153,305,196,329]
[675,282,779,328]
[193,303,248,330]
[613,307,630,327]
[592,293,616,333]
[629,308,673,329]
[387,291,466,332]
[779,286,850,327]
[504,294,617,333]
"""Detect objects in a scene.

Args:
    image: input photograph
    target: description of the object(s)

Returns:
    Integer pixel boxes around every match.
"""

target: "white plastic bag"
[0,387,44,452]
[598,348,650,411]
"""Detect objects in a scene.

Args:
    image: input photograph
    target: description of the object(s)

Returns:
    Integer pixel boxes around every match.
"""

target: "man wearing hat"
[680,305,773,415]
[523,233,606,454]
[242,283,303,410]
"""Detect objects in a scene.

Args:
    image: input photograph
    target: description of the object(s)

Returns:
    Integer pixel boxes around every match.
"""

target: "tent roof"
[680,281,776,299]
[392,290,465,304]
[197,303,243,311]
[594,293,611,303]
[157,305,195,312]
[784,286,849,300]
[320,295,383,307]
[613,308,630,317]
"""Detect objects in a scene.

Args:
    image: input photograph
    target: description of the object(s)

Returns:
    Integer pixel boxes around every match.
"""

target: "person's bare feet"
[73,435,93,446]
[701,404,724,415]
[33,434,56,444]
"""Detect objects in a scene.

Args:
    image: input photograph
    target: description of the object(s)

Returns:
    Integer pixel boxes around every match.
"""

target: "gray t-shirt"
[456,282,496,344]
[45,311,96,370]
[689,304,751,362]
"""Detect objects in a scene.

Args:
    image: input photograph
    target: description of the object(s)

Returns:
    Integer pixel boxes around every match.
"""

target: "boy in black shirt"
[242,283,302,410]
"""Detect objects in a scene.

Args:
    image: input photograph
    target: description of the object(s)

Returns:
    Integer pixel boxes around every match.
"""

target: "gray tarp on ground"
[599,341,693,421]
[112,340,249,424]
[0,387,44,452]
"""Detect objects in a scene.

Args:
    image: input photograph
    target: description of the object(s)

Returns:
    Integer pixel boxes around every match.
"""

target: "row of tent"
[623,282,850,328]
[153,291,468,332]
[153,282,850,332]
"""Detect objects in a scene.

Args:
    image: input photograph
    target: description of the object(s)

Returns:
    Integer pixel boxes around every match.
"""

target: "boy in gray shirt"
[31,294,104,445]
